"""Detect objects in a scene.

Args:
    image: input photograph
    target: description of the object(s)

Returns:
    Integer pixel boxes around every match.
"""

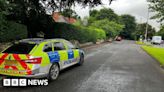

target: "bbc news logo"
[3,79,48,86]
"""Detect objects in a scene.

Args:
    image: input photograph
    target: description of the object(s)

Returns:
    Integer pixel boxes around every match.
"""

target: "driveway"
[0,40,164,92]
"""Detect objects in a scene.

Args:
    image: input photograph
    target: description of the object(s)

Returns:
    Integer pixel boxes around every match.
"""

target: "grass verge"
[142,46,164,66]
[136,41,146,45]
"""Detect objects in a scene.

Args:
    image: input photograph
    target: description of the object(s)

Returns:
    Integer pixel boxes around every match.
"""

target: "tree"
[89,8,120,23]
[39,0,114,12]
[135,23,156,40]
[0,0,27,42]
[90,19,124,38]
[157,26,164,39]
[6,0,114,38]
[88,8,124,38]
[89,10,99,18]
[61,9,80,19]
[0,0,10,32]
[148,0,164,22]
[120,15,137,40]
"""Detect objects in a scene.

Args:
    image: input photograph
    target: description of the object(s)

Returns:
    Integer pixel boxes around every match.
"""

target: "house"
[52,12,77,24]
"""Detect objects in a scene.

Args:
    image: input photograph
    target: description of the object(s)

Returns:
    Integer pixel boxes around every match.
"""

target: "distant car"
[116,36,122,41]
[151,36,162,45]
[0,38,84,80]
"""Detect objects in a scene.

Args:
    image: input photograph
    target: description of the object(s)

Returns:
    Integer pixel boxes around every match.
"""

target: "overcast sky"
[74,0,160,31]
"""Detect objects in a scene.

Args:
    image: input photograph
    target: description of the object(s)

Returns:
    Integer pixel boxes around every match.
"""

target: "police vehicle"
[0,38,84,80]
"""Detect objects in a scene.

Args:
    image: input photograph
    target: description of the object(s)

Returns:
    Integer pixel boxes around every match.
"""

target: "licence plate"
[0,69,26,75]
[5,60,18,66]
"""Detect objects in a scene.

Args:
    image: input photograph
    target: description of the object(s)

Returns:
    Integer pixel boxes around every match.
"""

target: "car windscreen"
[2,43,36,54]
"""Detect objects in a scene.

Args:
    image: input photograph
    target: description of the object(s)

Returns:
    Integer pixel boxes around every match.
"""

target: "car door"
[43,43,56,64]
[66,41,80,64]
[52,42,68,69]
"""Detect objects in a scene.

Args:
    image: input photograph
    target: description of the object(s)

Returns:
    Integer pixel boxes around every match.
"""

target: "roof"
[52,12,77,24]
[18,38,66,44]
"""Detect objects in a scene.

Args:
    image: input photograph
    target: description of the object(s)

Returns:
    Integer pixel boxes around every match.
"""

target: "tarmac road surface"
[0,40,164,92]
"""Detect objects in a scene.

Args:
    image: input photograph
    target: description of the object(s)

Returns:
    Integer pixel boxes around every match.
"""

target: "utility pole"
[145,8,150,42]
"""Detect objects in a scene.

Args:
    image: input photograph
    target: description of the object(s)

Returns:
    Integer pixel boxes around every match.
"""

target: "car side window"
[66,41,75,49]
[53,42,66,50]
[43,43,53,52]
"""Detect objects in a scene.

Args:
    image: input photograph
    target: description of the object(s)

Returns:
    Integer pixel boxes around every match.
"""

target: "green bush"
[87,26,106,42]
[0,21,27,42]
[90,19,124,38]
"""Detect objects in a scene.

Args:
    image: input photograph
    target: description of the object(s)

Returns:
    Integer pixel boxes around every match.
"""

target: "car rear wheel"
[48,63,60,81]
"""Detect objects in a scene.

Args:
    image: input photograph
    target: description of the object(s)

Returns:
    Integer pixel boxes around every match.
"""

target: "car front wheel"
[78,54,84,65]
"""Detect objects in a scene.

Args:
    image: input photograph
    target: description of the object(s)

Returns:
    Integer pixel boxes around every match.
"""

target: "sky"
[74,0,160,31]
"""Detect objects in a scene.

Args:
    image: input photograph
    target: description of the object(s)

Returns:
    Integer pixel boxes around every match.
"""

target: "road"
[0,40,164,92]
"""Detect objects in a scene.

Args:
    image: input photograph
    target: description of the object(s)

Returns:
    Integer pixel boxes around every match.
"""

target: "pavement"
[154,43,164,48]
[0,40,164,92]
[144,41,164,48]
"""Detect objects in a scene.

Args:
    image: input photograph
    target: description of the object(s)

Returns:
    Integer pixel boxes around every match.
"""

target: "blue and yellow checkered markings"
[47,51,60,63]
[47,50,80,65]
[64,50,76,65]
[68,50,74,59]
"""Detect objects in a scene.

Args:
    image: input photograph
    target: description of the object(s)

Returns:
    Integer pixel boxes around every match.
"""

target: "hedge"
[0,22,106,43]
[45,23,106,43]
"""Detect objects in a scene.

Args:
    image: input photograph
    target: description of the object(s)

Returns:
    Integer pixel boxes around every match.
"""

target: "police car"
[0,38,84,80]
